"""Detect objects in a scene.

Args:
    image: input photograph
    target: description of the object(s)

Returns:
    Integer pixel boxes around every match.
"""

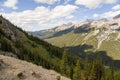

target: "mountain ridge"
[29,14,120,60]
[0,15,80,79]
[113,14,120,19]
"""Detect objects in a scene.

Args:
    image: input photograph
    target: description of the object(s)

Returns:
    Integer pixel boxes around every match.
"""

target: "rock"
[0,55,70,80]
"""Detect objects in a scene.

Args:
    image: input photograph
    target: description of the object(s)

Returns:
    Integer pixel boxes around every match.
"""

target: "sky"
[0,0,120,31]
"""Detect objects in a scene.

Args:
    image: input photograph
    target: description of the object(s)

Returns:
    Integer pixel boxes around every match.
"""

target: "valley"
[1,0,120,79]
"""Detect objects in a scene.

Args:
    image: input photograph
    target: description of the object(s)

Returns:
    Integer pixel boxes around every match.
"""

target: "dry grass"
[0,55,70,80]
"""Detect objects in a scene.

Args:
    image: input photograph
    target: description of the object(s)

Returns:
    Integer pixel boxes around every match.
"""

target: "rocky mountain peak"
[113,14,120,19]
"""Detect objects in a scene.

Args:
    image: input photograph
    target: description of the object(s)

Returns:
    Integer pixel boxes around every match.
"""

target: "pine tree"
[66,66,73,78]
[73,60,81,80]
[88,56,104,80]
[88,62,98,80]
[110,61,114,80]
[60,48,68,75]
[85,53,89,79]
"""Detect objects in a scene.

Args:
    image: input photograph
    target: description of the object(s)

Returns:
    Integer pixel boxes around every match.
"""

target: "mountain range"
[30,14,120,61]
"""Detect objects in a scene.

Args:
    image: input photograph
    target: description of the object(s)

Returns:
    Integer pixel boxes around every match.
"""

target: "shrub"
[17,72,24,79]
[56,76,61,80]
[32,71,36,75]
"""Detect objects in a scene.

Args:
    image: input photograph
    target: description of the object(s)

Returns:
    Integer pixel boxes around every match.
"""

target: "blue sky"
[0,0,120,31]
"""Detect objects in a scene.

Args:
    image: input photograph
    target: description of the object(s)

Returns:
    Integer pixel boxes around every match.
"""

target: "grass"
[47,31,86,47]
[99,40,120,60]
[47,30,120,60]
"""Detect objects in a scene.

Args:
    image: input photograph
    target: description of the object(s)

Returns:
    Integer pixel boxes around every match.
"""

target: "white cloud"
[51,5,78,19]
[65,15,74,19]
[93,10,120,18]
[75,0,102,9]
[3,0,18,9]
[34,0,60,4]
[93,13,99,17]
[104,0,117,4]
[112,4,120,10]
[100,10,120,18]
[0,8,4,12]
[64,0,71,4]
[1,5,78,31]
[75,0,118,9]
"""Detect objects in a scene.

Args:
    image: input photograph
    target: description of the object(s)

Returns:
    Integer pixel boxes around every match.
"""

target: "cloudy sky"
[0,0,120,31]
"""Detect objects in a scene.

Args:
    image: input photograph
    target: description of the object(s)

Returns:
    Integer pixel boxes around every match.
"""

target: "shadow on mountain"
[66,44,93,57]
[46,23,93,39]
[74,23,92,33]
[48,23,93,38]
[48,27,74,38]
[66,44,120,69]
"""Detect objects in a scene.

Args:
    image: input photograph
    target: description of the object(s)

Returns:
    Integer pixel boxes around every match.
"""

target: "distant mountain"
[30,17,120,61]
[29,19,108,39]
[47,18,120,60]
[29,22,75,39]
[113,14,120,19]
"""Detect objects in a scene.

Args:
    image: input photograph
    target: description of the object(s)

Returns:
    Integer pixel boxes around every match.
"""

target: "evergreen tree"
[85,53,89,79]
[60,48,68,75]
[110,62,114,80]
[66,66,73,78]
[88,56,104,80]
[73,60,81,80]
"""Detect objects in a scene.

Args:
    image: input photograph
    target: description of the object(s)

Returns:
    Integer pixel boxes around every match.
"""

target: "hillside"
[0,54,70,80]
[0,15,80,79]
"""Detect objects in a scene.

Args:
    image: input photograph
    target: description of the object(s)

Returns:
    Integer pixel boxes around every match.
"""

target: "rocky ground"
[0,54,70,80]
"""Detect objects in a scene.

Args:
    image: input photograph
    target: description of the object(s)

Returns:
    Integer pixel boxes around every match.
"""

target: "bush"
[56,76,61,80]
[17,72,24,79]
[32,71,36,75]
[31,71,41,78]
